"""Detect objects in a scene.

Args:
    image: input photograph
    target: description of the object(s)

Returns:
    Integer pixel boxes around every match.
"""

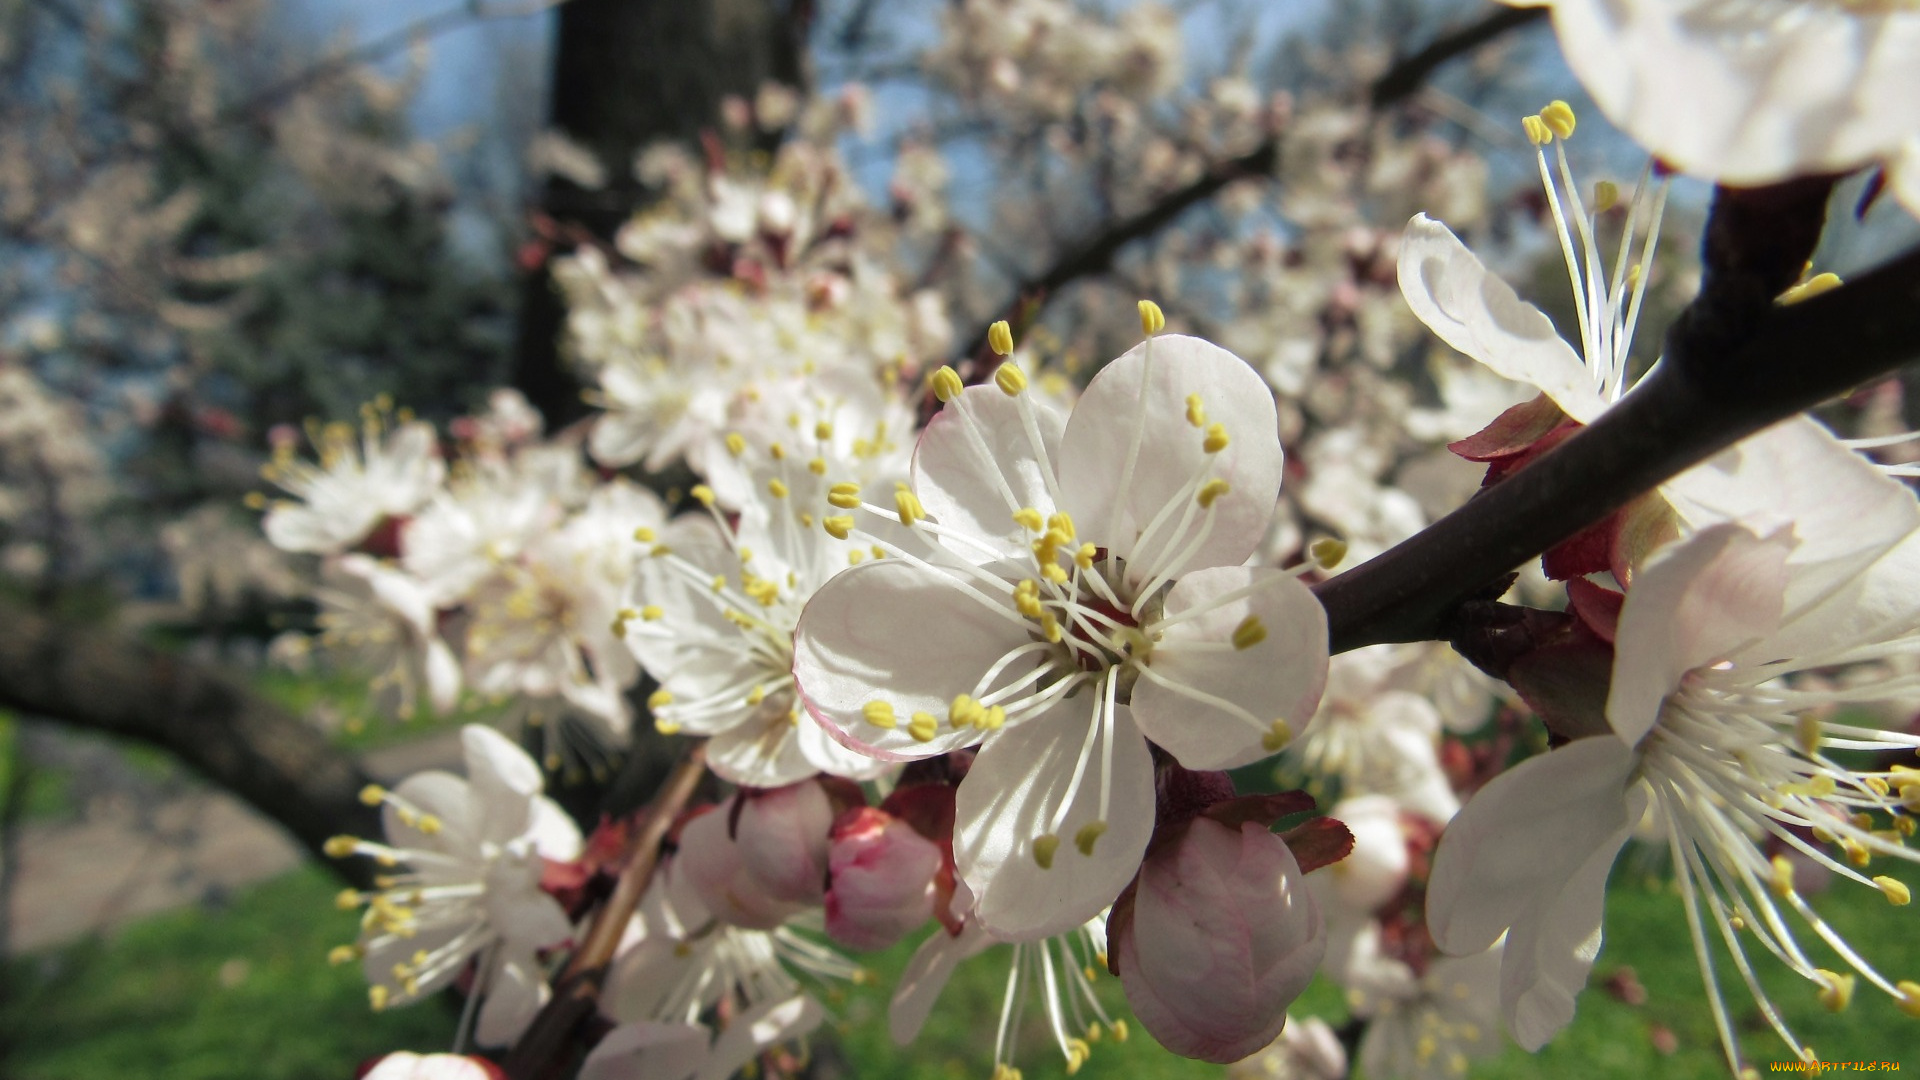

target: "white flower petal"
[1426,736,1635,958]
[1396,214,1605,423]
[914,385,1065,563]
[386,771,477,854]
[1056,334,1283,576]
[462,725,542,843]
[1607,524,1791,747]
[696,994,824,1080]
[579,1021,710,1080]
[955,704,1155,941]
[1133,567,1328,770]
[792,559,1035,761]
[475,951,549,1047]
[888,921,994,1044]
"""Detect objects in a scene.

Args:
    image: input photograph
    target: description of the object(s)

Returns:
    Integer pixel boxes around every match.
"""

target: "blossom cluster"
[239,4,1920,1079]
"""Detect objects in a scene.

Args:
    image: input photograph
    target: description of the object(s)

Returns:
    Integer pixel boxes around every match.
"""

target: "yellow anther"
[1540,100,1576,140]
[908,711,938,743]
[691,485,716,507]
[1013,507,1045,533]
[994,362,1029,396]
[1138,299,1165,336]
[1310,537,1348,570]
[1015,588,1044,619]
[1897,980,1920,1019]
[1900,816,1918,838]
[1729,915,1747,932]
[1203,422,1229,454]
[745,685,767,706]
[1047,512,1075,540]
[1112,1020,1129,1042]
[1074,542,1097,570]
[1185,393,1206,428]
[1592,180,1619,213]
[895,486,926,526]
[769,442,787,460]
[949,694,984,728]
[871,545,888,560]
[416,815,442,836]
[359,785,387,807]
[642,605,664,621]
[726,432,747,457]
[709,574,727,593]
[823,515,855,540]
[655,719,683,735]
[1779,272,1844,305]
[1066,1036,1091,1074]
[825,482,863,509]
[1876,876,1912,906]
[1522,114,1553,146]
[929,366,964,402]
[1815,969,1856,1013]
[1842,837,1872,868]
[336,888,362,911]
[847,549,865,565]
[863,701,898,729]
[634,526,657,544]
[807,457,827,475]
[242,491,267,510]
[1867,775,1892,797]
[814,420,834,440]
[1087,1021,1104,1041]
[328,944,359,966]
[1262,719,1293,752]
[648,688,674,710]
[987,320,1016,357]
[1797,713,1823,758]
[744,578,780,606]
[369,985,390,1011]
[1232,615,1267,651]
[978,705,1006,730]
[1032,833,1061,870]
[1075,820,1108,856]
[324,836,358,858]
[1771,854,1797,897]
[1196,479,1231,509]
[1040,611,1062,642]
[766,478,789,500]
[1041,563,1069,585]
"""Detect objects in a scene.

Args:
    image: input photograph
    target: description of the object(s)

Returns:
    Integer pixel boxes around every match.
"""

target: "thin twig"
[1368,5,1548,108]
[502,742,708,1080]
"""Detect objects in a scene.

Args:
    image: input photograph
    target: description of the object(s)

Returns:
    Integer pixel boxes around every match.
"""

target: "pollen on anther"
[1262,719,1292,752]
[1232,615,1267,651]
[895,485,926,526]
[929,366,964,403]
[1203,422,1229,454]
[823,515,855,540]
[994,362,1028,396]
[1185,393,1206,428]
[988,320,1015,356]
[863,700,898,729]
[908,711,938,743]
[1032,833,1061,870]
[1196,479,1230,508]
[1074,820,1107,856]
[828,482,862,509]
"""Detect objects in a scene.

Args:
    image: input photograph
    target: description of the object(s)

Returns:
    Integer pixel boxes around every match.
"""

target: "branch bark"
[0,604,385,889]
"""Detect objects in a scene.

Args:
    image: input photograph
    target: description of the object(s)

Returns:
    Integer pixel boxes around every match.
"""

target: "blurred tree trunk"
[0,604,384,889]
[510,0,808,426]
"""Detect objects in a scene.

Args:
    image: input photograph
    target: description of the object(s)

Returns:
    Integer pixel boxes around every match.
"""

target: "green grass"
[2,869,454,1080]
[5,858,1916,1079]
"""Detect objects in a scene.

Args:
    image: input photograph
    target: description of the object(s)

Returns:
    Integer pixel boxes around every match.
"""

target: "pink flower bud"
[1113,817,1327,1063]
[674,805,808,930]
[825,807,940,951]
[735,781,835,906]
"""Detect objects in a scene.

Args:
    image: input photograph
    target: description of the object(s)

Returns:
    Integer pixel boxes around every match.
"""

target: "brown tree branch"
[956,3,1547,362]
[1316,203,1920,653]
[0,604,385,889]
[1368,5,1549,108]
[502,742,707,1080]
